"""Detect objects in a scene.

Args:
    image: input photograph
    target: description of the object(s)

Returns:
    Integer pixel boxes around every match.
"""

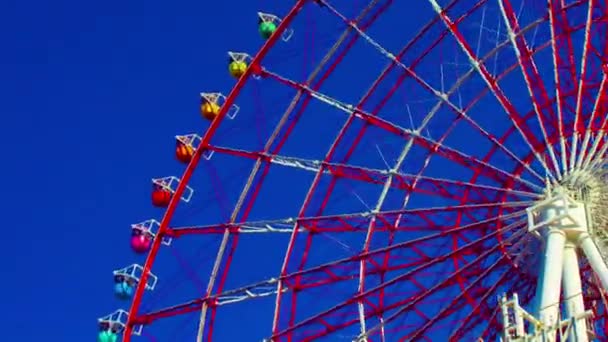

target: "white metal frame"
[502,187,608,341]
[227,52,260,79]
[500,293,594,342]
[131,219,172,246]
[257,11,294,41]
[176,133,215,161]
[98,309,142,336]
[113,264,158,290]
[199,92,240,120]
[151,176,194,203]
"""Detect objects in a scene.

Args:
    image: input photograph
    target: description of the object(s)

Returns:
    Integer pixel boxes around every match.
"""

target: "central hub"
[526,190,588,241]
[557,167,608,257]
[526,163,608,243]
[566,170,608,245]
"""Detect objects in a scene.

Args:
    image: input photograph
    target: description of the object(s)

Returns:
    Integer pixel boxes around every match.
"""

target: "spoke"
[169,203,530,236]
[569,0,596,173]
[269,218,526,340]
[547,0,568,173]
[577,74,607,169]
[448,279,533,340]
[392,260,512,340]
[477,306,504,341]
[135,282,283,325]
[497,0,562,179]
[207,145,540,201]
[136,210,525,324]
[263,70,543,192]
[582,95,608,170]
[358,251,512,340]
[316,0,547,185]
[427,0,556,181]
[586,135,608,172]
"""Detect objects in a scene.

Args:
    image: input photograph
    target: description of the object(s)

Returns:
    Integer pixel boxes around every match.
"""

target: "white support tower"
[500,293,593,342]
[500,166,608,342]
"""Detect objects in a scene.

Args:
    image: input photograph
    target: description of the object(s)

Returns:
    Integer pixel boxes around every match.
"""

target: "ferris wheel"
[97,0,608,341]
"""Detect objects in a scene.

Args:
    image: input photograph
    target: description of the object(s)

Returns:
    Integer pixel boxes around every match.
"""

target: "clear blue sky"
[1,0,571,340]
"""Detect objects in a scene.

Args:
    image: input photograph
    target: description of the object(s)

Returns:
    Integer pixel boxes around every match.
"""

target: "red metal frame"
[122,1,308,339]
[202,2,394,340]
[119,0,608,340]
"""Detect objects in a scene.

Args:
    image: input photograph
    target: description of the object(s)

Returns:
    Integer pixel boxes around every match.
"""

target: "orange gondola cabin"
[200,99,220,121]
[175,141,195,164]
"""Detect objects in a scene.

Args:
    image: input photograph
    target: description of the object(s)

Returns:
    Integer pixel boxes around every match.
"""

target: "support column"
[512,293,525,337]
[579,233,608,291]
[562,242,588,342]
[537,228,566,339]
